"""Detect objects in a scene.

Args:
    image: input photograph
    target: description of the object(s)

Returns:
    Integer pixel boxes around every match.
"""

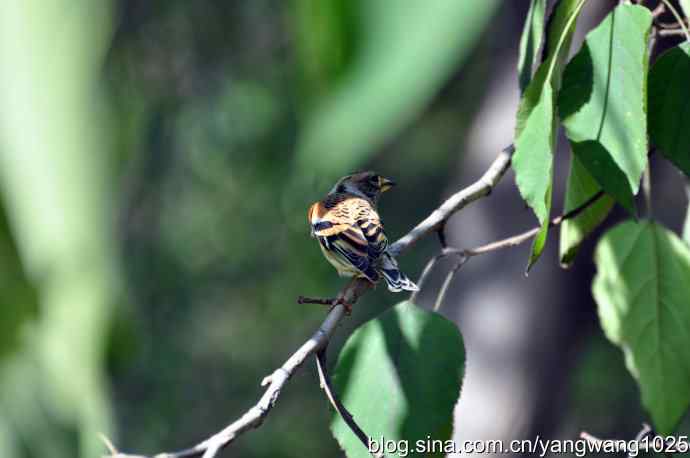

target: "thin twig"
[99,435,119,456]
[104,144,517,458]
[469,190,604,256]
[409,257,438,303]
[652,2,666,19]
[432,254,468,311]
[411,247,465,303]
[315,348,384,458]
[656,18,689,29]
[660,0,690,41]
[658,27,688,36]
[420,191,606,309]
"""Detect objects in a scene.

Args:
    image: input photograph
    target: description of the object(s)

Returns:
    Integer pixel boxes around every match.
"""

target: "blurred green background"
[0,1,688,457]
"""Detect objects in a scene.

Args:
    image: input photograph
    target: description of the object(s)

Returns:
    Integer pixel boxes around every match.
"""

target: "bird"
[307,171,419,298]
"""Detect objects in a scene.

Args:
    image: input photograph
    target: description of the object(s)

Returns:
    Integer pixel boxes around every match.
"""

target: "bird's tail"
[378,252,419,292]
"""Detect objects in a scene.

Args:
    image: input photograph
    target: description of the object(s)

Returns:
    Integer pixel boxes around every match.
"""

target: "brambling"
[308,171,419,296]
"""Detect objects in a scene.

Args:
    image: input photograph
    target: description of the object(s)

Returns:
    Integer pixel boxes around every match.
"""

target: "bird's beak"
[379,176,396,192]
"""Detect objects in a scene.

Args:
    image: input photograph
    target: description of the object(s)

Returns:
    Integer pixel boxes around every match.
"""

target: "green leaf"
[514,84,555,225]
[571,140,636,216]
[513,0,588,270]
[560,4,652,195]
[648,43,690,177]
[331,302,465,458]
[593,221,690,434]
[559,154,614,266]
[296,0,499,175]
[517,0,546,92]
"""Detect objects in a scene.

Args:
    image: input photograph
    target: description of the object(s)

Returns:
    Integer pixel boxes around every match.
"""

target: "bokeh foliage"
[0,1,118,457]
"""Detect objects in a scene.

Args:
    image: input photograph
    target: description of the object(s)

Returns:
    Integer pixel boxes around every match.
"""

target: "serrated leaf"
[514,84,555,225]
[593,221,690,434]
[560,4,652,195]
[331,302,465,458]
[648,43,690,177]
[559,154,614,266]
[514,84,554,272]
[517,0,546,92]
[516,0,587,136]
[513,0,588,270]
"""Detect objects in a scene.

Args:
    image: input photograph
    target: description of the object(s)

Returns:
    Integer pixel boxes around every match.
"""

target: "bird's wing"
[356,213,388,261]
[308,196,379,280]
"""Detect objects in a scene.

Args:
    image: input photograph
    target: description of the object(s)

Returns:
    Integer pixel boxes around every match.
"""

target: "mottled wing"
[356,214,387,261]
[308,196,379,281]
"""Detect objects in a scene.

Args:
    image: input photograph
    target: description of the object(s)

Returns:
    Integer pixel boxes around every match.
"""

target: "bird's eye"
[369,175,379,184]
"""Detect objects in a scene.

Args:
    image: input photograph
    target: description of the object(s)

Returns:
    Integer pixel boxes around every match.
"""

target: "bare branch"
[104,290,353,458]
[660,0,690,41]
[658,28,688,36]
[652,2,666,19]
[410,247,465,303]
[422,190,606,310]
[104,137,615,458]
[465,190,604,257]
[105,144,517,458]
[432,253,468,312]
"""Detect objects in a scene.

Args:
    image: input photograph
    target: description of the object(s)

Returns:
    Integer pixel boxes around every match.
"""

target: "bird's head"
[330,171,396,203]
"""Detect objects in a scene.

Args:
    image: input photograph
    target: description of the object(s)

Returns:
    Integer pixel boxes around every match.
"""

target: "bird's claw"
[331,298,352,315]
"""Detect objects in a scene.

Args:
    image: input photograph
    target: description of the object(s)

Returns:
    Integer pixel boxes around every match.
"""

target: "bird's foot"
[331,297,353,315]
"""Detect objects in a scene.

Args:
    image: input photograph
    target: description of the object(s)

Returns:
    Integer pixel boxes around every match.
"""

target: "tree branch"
[659,0,690,41]
[103,142,616,457]
[466,190,604,257]
[105,144,517,458]
[420,190,606,310]
[658,27,688,36]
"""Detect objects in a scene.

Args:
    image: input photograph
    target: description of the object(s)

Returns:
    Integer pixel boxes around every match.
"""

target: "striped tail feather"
[378,252,419,292]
